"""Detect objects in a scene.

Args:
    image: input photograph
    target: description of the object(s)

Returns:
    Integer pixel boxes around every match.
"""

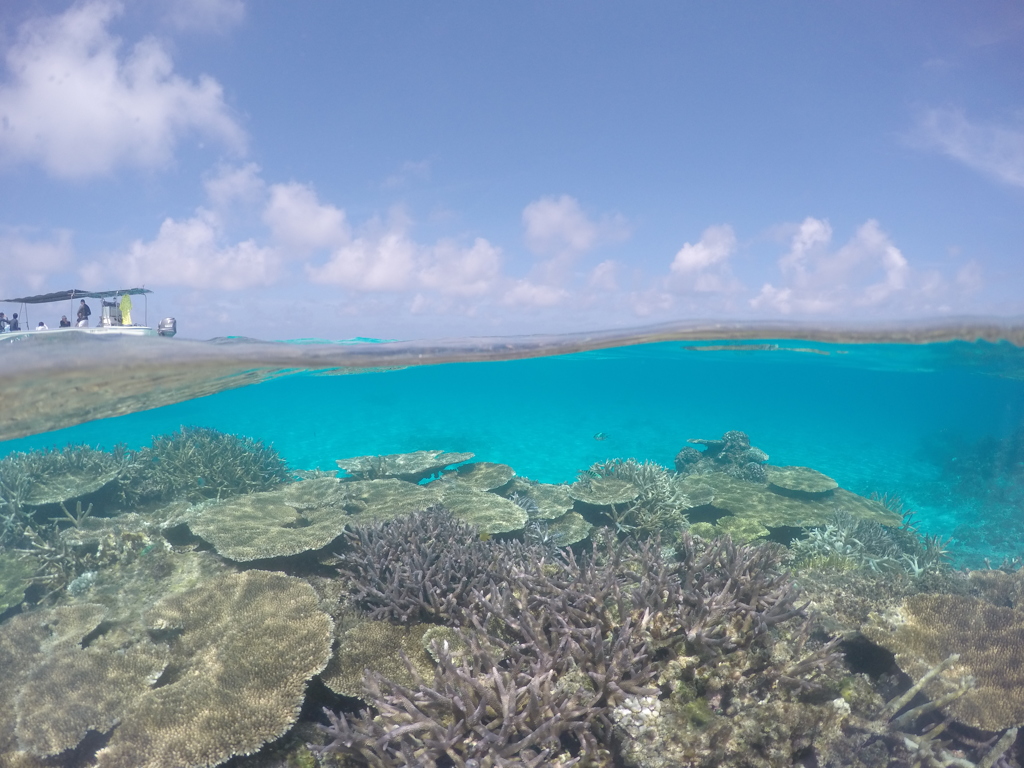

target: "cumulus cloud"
[204,162,265,210]
[522,194,629,258]
[751,218,911,314]
[501,280,570,308]
[263,182,350,252]
[0,229,74,293]
[917,108,1024,188]
[306,212,504,297]
[419,238,502,297]
[110,209,278,290]
[667,224,742,295]
[0,0,244,178]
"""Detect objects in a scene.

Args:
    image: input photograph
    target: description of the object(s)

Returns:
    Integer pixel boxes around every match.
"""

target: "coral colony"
[0,429,1021,768]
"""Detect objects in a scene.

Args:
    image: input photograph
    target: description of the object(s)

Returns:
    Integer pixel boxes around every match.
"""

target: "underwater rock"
[766,465,839,496]
[453,460,515,490]
[186,477,355,561]
[319,620,436,700]
[865,592,1024,730]
[95,570,333,768]
[336,449,474,482]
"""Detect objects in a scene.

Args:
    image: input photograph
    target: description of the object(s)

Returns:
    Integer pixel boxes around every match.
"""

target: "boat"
[0,288,176,340]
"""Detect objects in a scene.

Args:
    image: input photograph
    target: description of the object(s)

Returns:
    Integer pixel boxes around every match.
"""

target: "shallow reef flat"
[1,427,1023,768]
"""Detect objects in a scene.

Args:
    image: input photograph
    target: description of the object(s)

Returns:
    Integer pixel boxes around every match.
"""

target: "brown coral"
[865,593,1024,730]
[95,570,333,768]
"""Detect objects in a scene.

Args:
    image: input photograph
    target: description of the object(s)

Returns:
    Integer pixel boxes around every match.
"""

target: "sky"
[0,1,1022,341]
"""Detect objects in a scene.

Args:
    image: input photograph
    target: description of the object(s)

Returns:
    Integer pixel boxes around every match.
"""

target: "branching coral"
[579,459,693,537]
[118,426,290,504]
[320,509,810,767]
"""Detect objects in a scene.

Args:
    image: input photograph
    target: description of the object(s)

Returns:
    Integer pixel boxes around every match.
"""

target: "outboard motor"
[157,317,177,337]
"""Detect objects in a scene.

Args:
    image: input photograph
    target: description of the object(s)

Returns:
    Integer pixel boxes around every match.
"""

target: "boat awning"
[1,288,152,304]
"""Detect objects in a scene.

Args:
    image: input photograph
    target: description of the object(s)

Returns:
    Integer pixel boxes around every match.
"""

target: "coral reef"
[336,449,474,482]
[436,479,529,534]
[335,507,528,624]
[186,477,355,561]
[680,471,901,542]
[119,426,290,504]
[317,509,812,767]
[865,592,1024,730]
[675,430,769,483]
[575,459,697,537]
[504,477,574,520]
[766,465,838,496]
[320,620,436,699]
[96,570,333,768]
[454,461,516,490]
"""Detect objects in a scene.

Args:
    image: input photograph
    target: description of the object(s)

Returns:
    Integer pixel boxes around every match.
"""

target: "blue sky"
[0,1,1021,340]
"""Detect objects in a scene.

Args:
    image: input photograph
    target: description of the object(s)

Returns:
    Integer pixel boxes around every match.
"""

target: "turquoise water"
[3,337,1023,563]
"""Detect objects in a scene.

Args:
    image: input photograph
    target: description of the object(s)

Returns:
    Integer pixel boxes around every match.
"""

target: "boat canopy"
[1,288,152,304]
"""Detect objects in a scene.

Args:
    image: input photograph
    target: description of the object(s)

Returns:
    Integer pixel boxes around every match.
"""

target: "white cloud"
[670,224,736,274]
[0,229,74,293]
[110,209,278,290]
[502,280,570,308]
[0,0,244,178]
[162,0,245,33]
[667,224,741,295]
[204,162,265,210]
[587,260,619,292]
[419,238,502,297]
[522,195,629,258]
[263,182,350,252]
[917,108,1024,188]
[305,216,418,292]
[751,218,911,314]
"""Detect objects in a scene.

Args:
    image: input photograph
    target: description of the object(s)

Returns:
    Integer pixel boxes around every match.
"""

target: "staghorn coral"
[320,509,811,766]
[581,458,696,537]
[336,507,532,624]
[119,426,291,504]
[790,510,950,577]
[95,570,333,768]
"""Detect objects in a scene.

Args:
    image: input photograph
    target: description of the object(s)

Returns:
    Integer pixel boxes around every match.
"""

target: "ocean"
[1,324,1023,767]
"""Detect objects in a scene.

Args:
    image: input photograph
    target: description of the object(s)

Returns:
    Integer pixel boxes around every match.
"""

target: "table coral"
[95,570,333,768]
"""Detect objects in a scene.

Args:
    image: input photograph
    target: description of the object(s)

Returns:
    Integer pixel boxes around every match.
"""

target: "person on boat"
[77,300,91,327]
[9,313,20,331]
[59,315,71,328]
[0,313,6,332]
[36,321,48,330]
